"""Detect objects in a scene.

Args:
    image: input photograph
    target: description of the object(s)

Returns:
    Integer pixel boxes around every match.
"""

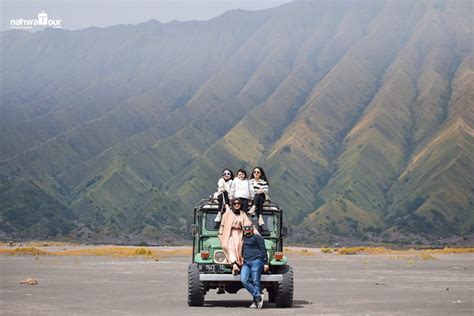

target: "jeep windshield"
[204,210,276,232]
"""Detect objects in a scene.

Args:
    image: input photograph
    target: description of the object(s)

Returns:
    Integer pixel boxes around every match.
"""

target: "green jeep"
[187,198,294,307]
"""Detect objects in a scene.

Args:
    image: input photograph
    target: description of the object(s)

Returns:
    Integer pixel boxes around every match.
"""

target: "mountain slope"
[387,52,474,238]
[0,0,472,244]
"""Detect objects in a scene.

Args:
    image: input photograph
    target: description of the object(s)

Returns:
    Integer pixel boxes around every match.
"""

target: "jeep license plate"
[198,264,225,273]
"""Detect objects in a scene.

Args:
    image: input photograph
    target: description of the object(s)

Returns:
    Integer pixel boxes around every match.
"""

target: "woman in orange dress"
[218,198,250,274]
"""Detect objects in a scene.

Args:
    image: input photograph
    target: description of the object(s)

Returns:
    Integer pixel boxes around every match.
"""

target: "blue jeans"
[240,259,264,301]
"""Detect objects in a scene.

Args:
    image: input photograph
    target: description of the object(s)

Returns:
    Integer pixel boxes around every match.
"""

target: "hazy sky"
[2,0,290,31]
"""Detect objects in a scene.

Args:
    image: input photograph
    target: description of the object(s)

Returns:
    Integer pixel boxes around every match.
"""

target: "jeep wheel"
[274,265,293,307]
[187,264,205,306]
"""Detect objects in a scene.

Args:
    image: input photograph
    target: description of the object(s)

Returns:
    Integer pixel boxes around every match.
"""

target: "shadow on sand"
[203,299,312,309]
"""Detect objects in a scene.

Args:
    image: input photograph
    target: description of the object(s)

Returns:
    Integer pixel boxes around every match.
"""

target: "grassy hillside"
[0,0,472,244]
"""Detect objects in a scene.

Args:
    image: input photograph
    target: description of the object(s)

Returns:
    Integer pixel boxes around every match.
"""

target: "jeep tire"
[187,264,205,306]
[274,265,294,307]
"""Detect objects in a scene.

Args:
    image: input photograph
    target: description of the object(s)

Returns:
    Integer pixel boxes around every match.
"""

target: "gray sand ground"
[0,248,473,315]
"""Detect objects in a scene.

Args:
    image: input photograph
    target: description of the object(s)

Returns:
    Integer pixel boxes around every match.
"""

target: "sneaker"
[214,212,222,222]
[249,301,257,309]
[247,206,256,216]
[256,294,264,309]
[258,214,265,226]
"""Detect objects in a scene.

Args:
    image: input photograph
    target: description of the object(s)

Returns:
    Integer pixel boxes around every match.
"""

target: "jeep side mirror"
[190,224,198,236]
[281,227,288,237]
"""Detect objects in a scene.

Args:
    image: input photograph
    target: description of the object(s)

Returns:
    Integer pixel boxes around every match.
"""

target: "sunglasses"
[253,170,261,174]
[223,172,231,176]
[233,202,241,205]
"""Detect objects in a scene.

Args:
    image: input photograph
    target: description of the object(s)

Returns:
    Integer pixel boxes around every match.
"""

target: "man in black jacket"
[240,221,269,309]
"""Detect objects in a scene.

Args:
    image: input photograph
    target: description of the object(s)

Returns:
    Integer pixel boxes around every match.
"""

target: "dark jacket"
[243,233,268,264]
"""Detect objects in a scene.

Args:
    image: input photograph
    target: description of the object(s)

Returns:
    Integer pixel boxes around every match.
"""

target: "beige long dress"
[218,210,250,266]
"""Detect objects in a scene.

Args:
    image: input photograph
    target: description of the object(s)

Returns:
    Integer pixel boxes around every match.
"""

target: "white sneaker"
[214,212,222,222]
[257,293,264,309]
[258,215,265,226]
[249,301,257,309]
[248,205,256,215]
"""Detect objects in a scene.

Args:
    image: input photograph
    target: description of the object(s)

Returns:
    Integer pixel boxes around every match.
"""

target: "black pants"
[238,198,249,212]
[252,193,265,216]
[217,191,230,213]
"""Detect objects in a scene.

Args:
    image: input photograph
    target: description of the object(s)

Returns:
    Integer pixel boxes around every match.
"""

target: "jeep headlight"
[214,250,227,264]
[273,252,283,260]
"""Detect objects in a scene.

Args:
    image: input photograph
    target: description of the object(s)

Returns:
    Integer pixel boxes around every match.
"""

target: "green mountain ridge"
[0,0,472,244]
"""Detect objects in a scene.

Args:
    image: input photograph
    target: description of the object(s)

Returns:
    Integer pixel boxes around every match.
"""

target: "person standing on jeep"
[241,221,269,309]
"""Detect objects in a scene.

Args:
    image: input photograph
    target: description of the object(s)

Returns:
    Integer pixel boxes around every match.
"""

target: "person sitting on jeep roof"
[247,166,269,227]
[229,169,254,212]
[218,199,251,275]
[241,220,269,309]
[213,168,234,222]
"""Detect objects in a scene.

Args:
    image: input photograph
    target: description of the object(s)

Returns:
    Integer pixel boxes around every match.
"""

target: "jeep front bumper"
[199,274,283,282]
